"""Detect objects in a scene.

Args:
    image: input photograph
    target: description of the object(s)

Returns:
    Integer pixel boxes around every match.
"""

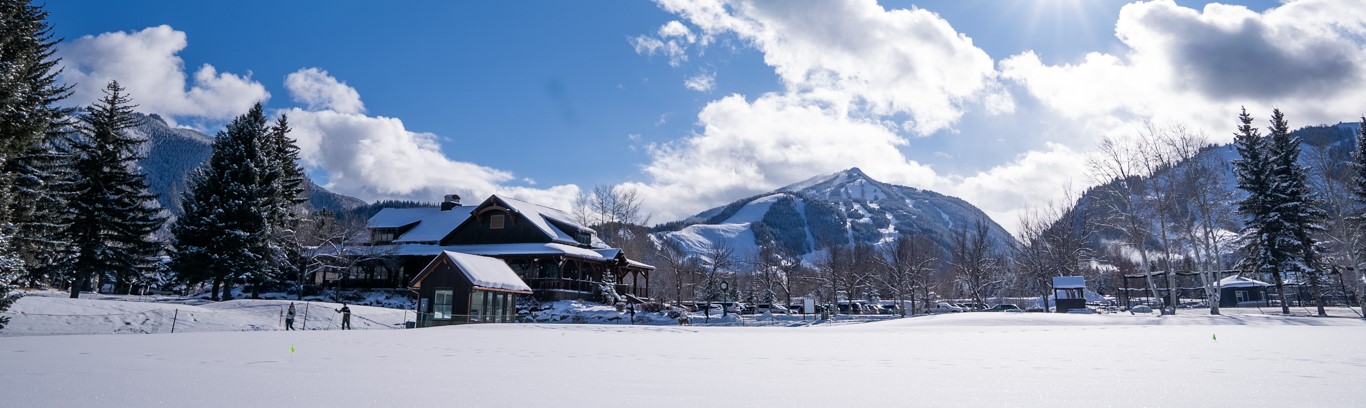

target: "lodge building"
[346,194,653,325]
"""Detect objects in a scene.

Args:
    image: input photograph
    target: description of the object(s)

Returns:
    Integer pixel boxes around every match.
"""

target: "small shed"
[1052,276,1087,313]
[411,251,532,327]
[1218,275,1271,307]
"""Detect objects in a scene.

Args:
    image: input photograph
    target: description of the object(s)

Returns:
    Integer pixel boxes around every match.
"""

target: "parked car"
[960,303,989,311]
[789,304,826,314]
[930,303,964,313]
[753,304,789,315]
[987,304,1021,312]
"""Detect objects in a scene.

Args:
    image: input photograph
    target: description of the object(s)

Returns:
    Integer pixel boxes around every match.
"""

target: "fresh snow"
[721,193,784,224]
[367,206,475,243]
[3,295,1364,407]
[434,251,532,293]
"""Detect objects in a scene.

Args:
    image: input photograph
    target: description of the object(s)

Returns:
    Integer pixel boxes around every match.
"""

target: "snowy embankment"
[1,291,410,336]
[2,296,1364,407]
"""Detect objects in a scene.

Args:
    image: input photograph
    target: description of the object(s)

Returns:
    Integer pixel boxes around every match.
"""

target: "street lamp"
[720,281,730,317]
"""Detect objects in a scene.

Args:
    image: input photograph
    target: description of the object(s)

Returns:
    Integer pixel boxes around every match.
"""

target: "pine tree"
[171,104,275,300]
[1351,117,1366,315]
[263,114,308,297]
[1230,107,1287,313]
[169,168,222,298]
[0,0,74,295]
[64,81,167,298]
[1265,109,1327,315]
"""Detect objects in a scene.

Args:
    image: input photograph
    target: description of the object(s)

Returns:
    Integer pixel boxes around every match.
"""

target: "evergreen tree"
[171,104,275,300]
[1265,109,1327,316]
[262,114,308,297]
[0,0,75,292]
[63,81,167,298]
[1230,107,1287,313]
[0,231,18,329]
[1351,117,1366,314]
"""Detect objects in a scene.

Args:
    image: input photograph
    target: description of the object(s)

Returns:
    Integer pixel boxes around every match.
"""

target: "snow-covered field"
[2,295,1364,407]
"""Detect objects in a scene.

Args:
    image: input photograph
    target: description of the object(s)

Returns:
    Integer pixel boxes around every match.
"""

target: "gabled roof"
[479,195,608,248]
[367,206,475,243]
[1052,276,1085,289]
[412,251,531,294]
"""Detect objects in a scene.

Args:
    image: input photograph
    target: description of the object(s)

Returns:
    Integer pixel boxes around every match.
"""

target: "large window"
[433,289,453,320]
[470,291,485,322]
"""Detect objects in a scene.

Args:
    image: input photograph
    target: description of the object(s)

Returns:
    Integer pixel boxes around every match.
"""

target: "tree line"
[0,2,336,329]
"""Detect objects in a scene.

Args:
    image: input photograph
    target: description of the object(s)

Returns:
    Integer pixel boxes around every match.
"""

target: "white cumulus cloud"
[1001,0,1366,144]
[645,0,1010,135]
[285,68,365,114]
[281,69,578,207]
[56,25,268,122]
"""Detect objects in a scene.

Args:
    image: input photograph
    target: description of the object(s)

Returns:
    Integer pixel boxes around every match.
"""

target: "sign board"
[804,298,816,314]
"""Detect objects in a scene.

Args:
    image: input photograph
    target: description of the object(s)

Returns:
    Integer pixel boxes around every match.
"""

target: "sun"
[1019,0,1109,50]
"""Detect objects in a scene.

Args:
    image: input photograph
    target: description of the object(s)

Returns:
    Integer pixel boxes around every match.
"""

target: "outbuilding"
[411,251,532,327]
[1218,275,1271,307]
[1052,276,1087,313]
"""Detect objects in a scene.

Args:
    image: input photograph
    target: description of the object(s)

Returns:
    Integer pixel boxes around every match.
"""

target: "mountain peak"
[780,167,878,193]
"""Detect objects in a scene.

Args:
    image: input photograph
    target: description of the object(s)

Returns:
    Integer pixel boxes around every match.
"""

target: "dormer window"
[490,214,506,229]
[576,231,591,246]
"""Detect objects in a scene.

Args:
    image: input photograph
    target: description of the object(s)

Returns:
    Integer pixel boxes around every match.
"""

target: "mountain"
[130,113,366,216]
[653,167,1017,265]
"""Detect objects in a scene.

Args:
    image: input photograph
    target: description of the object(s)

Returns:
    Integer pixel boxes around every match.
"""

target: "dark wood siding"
[442,208,552,245]
[415,260,473,327]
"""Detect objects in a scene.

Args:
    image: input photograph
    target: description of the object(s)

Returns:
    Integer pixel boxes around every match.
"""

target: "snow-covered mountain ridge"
[655,167,1016,264]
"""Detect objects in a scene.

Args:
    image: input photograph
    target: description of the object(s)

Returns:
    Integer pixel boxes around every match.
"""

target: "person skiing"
[335,303,352,330]
[285,303,296,331]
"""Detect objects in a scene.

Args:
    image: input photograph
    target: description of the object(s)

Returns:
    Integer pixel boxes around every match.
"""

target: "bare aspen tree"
[1166,129,1236,315]
[880,234,939,316]
[948,220,1000,307]
[1090,132,1168,313]
[1137,123,1199,315]
[1012,192,1092,312]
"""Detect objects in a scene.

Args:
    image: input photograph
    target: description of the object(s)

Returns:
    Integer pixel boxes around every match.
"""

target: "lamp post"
[721,281,730,318]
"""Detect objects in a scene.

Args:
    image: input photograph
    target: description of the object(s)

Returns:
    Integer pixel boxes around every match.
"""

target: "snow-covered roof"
[1219,275,1271,288]
[625,259,655,270]
[371,242,614,262]
[1052,276,1085,289]
[367,208,425,229]
[367,206,476,243]
[433,251,531,293]
[497,196,607,248]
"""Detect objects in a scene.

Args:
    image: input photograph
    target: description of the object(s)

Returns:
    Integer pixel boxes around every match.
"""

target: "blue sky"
[44,0,1363,230]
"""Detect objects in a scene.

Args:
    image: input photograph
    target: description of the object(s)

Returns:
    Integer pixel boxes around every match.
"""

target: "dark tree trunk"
[1271,271,1291,314]
[68,276,82,298]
